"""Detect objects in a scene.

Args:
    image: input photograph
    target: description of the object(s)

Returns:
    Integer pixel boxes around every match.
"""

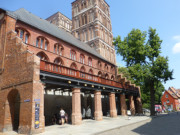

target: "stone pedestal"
[72,88,82,125]
[109,93,117,118]
[94,91,103,121]
[129,95,135,115]
[120,94,127,116]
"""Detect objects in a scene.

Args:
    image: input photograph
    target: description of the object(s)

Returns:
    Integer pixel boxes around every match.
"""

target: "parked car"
[143,108,150,114]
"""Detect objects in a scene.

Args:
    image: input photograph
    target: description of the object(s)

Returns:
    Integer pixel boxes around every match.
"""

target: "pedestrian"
[127,110,131,120]
[60,108,65,125]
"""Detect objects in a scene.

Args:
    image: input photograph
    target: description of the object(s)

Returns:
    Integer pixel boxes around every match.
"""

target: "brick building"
[0,0,142,134]
[47,0,115,64]
[161,87,180,111]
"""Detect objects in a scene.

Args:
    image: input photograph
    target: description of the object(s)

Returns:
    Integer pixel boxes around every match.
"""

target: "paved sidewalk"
[0,116,151,135]
[40,116,150,135]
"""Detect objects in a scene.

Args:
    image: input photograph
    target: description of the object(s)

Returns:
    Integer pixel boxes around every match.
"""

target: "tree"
[114,27,173,116]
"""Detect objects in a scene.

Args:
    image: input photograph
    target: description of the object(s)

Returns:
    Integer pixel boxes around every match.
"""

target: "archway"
[7,89,20,132]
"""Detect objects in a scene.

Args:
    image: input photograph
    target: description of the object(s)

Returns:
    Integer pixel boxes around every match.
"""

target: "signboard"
[35,102,40,129]
[24,99,30,102]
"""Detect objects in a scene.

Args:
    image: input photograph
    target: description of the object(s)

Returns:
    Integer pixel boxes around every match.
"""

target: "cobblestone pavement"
[98,112,180,135]
[0,115,150,135]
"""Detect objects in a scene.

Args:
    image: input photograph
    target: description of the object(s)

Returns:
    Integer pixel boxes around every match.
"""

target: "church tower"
[71,0,116,64]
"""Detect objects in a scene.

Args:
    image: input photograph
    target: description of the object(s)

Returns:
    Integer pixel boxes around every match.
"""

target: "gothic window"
[111,75,114,81]
[88,57,92,67]
[45,41,48,50]
[88,69,93,80]
[40,38,43,48]
[105,64,108,71]
[54,57,63,65]
[97,61,102,69]
[80,54,85,64]
[36,36,49,50]
[25,34,29,44]
[36,39,39,47]
[80,66,86,78]
[54,43,64,55]
[105,73,109,79]
[98,71,102,77]
[15,27,30,44]
[37,52,49,61]
[70,50,76,60]
[20,30,24,39]
[70,62,77,76]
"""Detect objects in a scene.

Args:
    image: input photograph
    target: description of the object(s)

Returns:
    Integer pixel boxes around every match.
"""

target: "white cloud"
[172,42,180,54]
[173,35,180,41]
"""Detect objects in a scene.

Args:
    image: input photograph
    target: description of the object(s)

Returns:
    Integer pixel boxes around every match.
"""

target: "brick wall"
[16,21,116,78]
[0,15,45,134]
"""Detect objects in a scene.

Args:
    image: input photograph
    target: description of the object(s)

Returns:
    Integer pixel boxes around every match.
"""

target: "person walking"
[60,108,65,125]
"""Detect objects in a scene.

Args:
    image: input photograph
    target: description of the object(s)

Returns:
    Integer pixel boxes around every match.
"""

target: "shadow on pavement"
[132,112,180,135]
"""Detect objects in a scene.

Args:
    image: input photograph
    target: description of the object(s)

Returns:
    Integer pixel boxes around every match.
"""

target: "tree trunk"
[150,80,155,116]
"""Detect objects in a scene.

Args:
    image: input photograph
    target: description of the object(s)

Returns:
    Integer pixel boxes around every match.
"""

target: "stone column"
[129,95,135,115]
[109,93,117,118]
[120,94,127,116]
[72,88,82,125]
[94,91,103,121]
[136,97,143,114]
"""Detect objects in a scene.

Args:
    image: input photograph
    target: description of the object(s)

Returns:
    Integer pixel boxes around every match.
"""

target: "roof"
[2,8,114,65]
[166,87,180,99]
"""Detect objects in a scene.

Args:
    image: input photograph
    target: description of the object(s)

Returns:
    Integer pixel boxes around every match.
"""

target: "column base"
[121,110,127,116]
[72,113,82,125]
[18,126,44,134]
[131,109,136,116]
[110,110,117,118]
[94,111,103,121]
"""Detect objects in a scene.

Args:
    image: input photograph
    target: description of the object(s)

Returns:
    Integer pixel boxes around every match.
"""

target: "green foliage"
[114,27,173,116]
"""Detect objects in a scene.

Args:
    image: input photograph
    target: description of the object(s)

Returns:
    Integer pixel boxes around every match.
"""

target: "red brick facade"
[161,87,180,111]
[0,4,142,134]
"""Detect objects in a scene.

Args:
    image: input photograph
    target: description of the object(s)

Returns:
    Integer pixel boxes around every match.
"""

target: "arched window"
[88,57,92,67]
[54,57,63,65]
[80,54,85,64]
[70,50,76,60]
[70,62,77,76]
[111,75,114,81]
[88,69,93,80]
[97,61,102,69]
[15,27,30,44]
[98,71,102,77]
[54,43,64,56]
[37,52,49,61]
[53,57,63,72]
[80,66,86,78]
[105,73,109,79]
[36,36,49,50]
[104,64,108,71]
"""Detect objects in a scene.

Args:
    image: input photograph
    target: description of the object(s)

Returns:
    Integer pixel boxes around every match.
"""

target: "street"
[98,112,180,135]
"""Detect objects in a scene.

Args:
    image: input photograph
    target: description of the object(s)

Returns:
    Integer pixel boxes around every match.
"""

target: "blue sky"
[1,0,180,90]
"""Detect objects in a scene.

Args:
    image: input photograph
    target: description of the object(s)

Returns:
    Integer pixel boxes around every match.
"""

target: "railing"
[40,60,135,90]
